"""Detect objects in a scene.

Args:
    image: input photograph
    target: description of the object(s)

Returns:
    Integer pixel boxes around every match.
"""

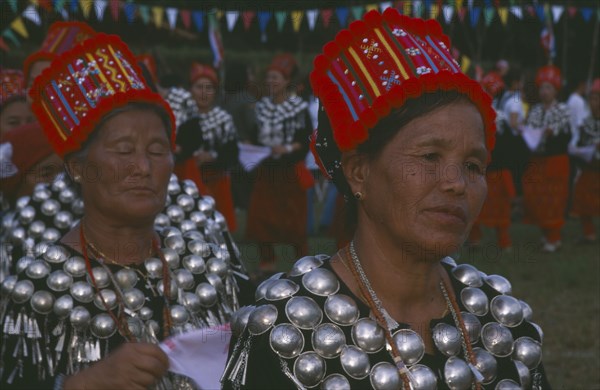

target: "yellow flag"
[152,7,163,28]
[366,4,379,13]
[403,2,411,15]
[430,4,439,19]
[11,17,28,38]
[217,10,224,20]
[456,0,464,10]
[79,0,93,19]
[291,10,303,32]
[461,55,471,74]
[498,7,508,25]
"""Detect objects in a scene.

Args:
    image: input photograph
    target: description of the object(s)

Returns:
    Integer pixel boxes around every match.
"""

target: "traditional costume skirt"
[478,169,516,228]
[572,167,600,218]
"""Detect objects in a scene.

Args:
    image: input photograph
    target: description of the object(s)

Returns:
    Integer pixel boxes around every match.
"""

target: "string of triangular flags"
[2,0,600,52]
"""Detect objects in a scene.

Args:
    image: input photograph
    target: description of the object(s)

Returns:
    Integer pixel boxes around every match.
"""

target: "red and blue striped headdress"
[29,34,175,158]
[309,8,496,179]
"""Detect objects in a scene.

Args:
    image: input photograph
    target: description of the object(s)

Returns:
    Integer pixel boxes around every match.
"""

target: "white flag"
[225,11,239,32]
[306,9,318,31]
[95,0,108,21]
[22,5,41,25]
[166,7,178,29]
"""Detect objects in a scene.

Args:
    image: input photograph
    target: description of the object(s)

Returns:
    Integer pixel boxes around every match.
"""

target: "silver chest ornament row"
[224,256,543,390]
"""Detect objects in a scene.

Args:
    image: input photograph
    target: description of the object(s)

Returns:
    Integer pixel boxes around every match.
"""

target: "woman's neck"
[542,99,556,110]
[271,93,287,104]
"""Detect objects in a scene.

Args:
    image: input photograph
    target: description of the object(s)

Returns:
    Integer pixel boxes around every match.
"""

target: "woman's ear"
[341,150,370,197]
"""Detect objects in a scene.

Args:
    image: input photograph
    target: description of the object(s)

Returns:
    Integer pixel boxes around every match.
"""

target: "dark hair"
[338,91,475,231]
[0,95,27,115]
[503,66,522,87]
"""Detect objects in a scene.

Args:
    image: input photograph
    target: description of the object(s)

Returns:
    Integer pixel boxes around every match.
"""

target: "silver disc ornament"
[94,289,118,311]
[321,374,350,390]
[12,280,35,303]
[44,245,70,263]
[460,312,482,344]
[451,264,484,287]
[485,275,512,295]
[392,329,425,365]
[490,295,524,328]
[472,347,497,384]
[460,287,489,316]
[351,318,385,353]
[293,352,326,388]
[481,322,514,357]
[265,279,300,301]
[195,282,218,307]
[324,294,359,326]
[70,281,95,303]
[444,356,473,390]
[26,260,51,279]
[288,256,325,277]
[312,323,346,359]
[409,364,438,390]
[230,305,256,337]
[432,323,462,357]
[302,268,340,296]
[340,345,370,380]
[70,306,91,330]
[369,362,401,390]
[90,313,117,339]
[87,267,110,289]
[247,304,278,335]
[285,296,323,330]
[30,290,55,314]
[63,256,87,277]
[269,323,305,359]
[512,337,542,370]
[114,268,139,289]
[53,295,73,318]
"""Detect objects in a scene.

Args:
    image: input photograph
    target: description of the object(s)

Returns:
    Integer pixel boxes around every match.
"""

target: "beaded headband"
[309,8,496,180]
[29,34,176,158]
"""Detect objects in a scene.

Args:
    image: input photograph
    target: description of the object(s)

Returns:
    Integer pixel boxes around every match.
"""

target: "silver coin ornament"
[230,305,255,337]
[461,312,482,344]
[47,270,73,292]
[155,213,170,228]
[182,180,199,197]
[255,272,284,301]
[312,323,346,359]
[285,296,323,330]
[247,304,278,335]
[265,279,300,301]
[514,360,531,388]
[433,323,462,357]
[188,240,210,257]
[214,211,227,230]
[16,256,34,274]
[33,185,51,201]
[182,292,202,313]
[94,289,117,310]
[162,247,181,268]
[54,211,74,230]
[144,257,163,279]
[161,226,182,238]
[168,179,181,195]
[490,295,524,328]
[28,220,46,238]
[321,374,351,390]
[269,323,305,359]
[324,294,359,326]
[63,256,87,277]
[461,287,489,316]
[409,364,438,390]
[30,290,55,314]
[90,313,117,339]
[182,255,206,274]
[190,211,207,228]
[392,329,425,365]
[70,306,91,330]
[121,288,144,311]
[42,228,61,243]
[195,282,218,307]
[183,230,204,242]
[198,197,215,213]
[207,257,229,279]
[59,188,76,203]
[157,279,178,298]
[472,347,497,384]
[302,268,340,296]
[512,337,542,370]
[369,362,401,390]
[519,300,533,321]
[139,306,154,321]
[340,345,371,380]
[15,195,30,210]
[19,205,36,224]
[452,264,484,287]
[494,379,521,390]
[26,260,51,279]
[71,199,84,215]
[11,227,26,242]
[166,205,185,223]
[87,267,110,289]
[293,352,326,388]
[1,275,17,297]
[179,220,196,233]
[41,199,61,216]
[51,175,68,191]
[481,322,514,357]
[289,256,325,277]
[70,281,95,303]
[114,268,139,289]
[53,294,74,318]
[351,318,385,353]
[170,305,190,325]
[34,242,50,257]
[44,245,70,264]
[444,356,473,390]
[177,194,195,212]
[174,269,195,290]
[485,275,512,295]
[530,322,544,343]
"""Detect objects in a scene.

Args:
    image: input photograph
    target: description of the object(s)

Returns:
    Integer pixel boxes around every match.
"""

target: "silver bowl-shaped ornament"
[31,290,55,314]
[285,296,323,330]
[181,292,202,313]
[183,230,204,242]
[44,245,70,264]
[11,226,26,242]
[71,199,84,216]
[90,313,117,339]
[264,279,299,301]
[53,294,73,318]
[512,337,542,370]
[162,247,181,268]
[485,275,512,295]
[325,294,359,326]
[514,360,531,388]
[182,255,206,274]
[177,194,195,212]
[182,180,199,197]
[179,220,197,233]
[472,347,497,384]
[33,185,51,201]
[47,269,73,293]
[154,213,170,228]
[302,268,340,297]
[369,362,401,390]
[144,257,164,279]
[168,179,181,195]
[231,305,256,337]
[174,269,195,290]
[207,257,229,279]
[320,374,350,390]
[19,205,36,224]
[114,268,139,289]
[190,211,208,228]
[166,205,185,223]
[452,264,483,287]
[481,322,514,357]
[34,242,50,257]
[70,306,91,330]
[63,256,87,277]
[351,318,385,353]
[444,356,473,390]
[70,281,95,303]
[94,289,117,311]
[490,295,524,328]
[87,267,110,289]
[495,379,521,390]
[460,287,489,316]
[188,240,210,257]
[247,304,278,335]
[519,300,533,321]
[54,211,74,230]
[15,195,30,210]
[340,345,370,380]
[392,329,425,365]
[52,176,68,191]
[139,306,154,321]
[312,323,346,359]
[157,279,178,299]
[161,226,182,238]
[461,312,482,344]
[41,199,61,216]
[28,220,46,238]
[122,288,145,311]
[205,273,224,292]
[1,275,17,297]
[214,212,227,230]
[170,304,190,325]
[58,188,76,203]
[409,364,438,390]
[26,259,51,279]
[294,352,326,388]
[432,323,462,357]
[269,323,305,359]
[289,256,325,277]
[530,322,544,343]
[199,197,215,213]
[42,228,61,243]
[255,273,284,301]
[16,256,34,274]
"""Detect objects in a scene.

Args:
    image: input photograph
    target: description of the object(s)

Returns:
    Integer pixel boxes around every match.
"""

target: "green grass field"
[232,212,600,389]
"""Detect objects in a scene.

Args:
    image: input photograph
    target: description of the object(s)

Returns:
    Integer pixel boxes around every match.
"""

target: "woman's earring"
[354,192,363,200]
[73,175,81,183]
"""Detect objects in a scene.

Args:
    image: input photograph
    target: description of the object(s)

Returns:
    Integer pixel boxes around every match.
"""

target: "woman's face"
[265,70,289,98]
[355,101,488,260]
[191,77,216,111]
[0,100,35,135]
[538,82,557,103]
[72,109,173,224]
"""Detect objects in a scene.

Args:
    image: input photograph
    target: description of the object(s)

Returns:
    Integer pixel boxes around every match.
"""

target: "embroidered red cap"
[0,69,25,106]
[481,71,505,98]
[190,62,219,86]
[268,53,298,80]
[535,65,562,91]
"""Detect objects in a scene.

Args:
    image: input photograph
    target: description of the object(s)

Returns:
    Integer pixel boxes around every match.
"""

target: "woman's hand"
[63,343,169,390]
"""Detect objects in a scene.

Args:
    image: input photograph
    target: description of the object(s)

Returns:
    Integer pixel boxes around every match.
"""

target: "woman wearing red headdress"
[522,65,572,252]
[174,63,238,231]
[245,54,312,274]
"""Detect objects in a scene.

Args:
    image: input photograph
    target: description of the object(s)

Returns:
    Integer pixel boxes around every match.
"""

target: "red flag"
[38,0,52,11]
[242,10,255,30]
[110,0,120,21]
[181,9,191,29]
[0,37,10,52]
[321,9,333,27]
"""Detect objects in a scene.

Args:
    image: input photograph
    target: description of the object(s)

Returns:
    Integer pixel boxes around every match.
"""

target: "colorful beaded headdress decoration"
[0,69,25,106]
[309,8,496,180]
[29,34,175,158]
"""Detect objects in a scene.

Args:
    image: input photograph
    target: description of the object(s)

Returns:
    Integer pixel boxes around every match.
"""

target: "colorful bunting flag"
[54,0,67,13]
[380,2,393,12]
[10,17,28,38]
[484,7,495,26]
[567,7,578,18]
[124,1,136,24]
[79,0,93,19]
[580,8,593,23]
[498,7,508,26]
[430,4,439,20]
[180,9,191,30]
[470,6,481,27]
[366,4,379,13]
[535,5,545,23]
[413,1,423,18]
[23,5,42,25]
[306,9,318,31]
[351,6,364,20]
[321,9,333,28]
[192,11,205,32]
[275,11,287,32]
[109,0,120,22]
[70,0,78,13]
[336,7,349,28]
[510,5,522,20]
[208,11,224,68]
[151,6,163,28]
[551,5,564,23]
[7,0,18,14]
[2,29,20,46]
[139,5,150,25]
[95,0,108,21]
[442,5,454,24]
[257,11,271,33]
[166,7,178,30]
[291,11,304,33]
[0,37,10,52]
[242,11,255,31]
[225,11,239,32]
[403,1,411,16]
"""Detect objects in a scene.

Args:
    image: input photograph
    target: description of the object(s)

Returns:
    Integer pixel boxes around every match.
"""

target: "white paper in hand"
[238,143,272,172]
[160,324,232,389]
[521,126,544,151]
